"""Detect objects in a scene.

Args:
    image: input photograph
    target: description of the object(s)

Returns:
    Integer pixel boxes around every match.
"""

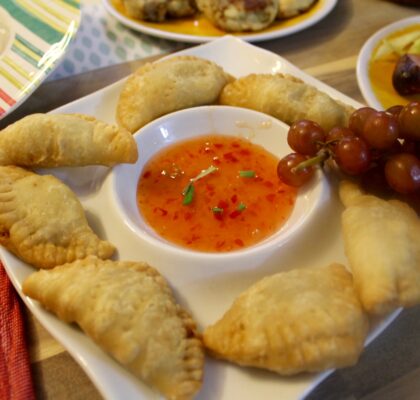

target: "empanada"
[0,113,138,168]
[219,73,355,132]
[339,180,420,315]
[196,0,278,32]
[277,0,316,18]
[0,166,115,269]
[203,263,368,375]
[123,0,196,21]
[116,55,232,133]
[23,256,204,400]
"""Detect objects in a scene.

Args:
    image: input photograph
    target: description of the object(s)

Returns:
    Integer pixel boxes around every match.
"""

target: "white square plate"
[1,36,399,400]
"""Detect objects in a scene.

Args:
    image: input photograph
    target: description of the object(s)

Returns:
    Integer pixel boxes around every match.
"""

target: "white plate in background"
[103,0,337,43]
[1,36,399,400]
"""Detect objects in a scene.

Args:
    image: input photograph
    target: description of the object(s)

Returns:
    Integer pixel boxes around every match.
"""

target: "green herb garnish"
[182,183,195,205]
[239,170,255,178]
[211,207,224,214]
[182,165,218,205]
[237,202,247,211]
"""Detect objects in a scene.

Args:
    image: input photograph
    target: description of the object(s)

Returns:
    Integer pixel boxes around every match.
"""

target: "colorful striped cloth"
[0,0,182,118]
[0,264,35,400]
[0,0,81,117]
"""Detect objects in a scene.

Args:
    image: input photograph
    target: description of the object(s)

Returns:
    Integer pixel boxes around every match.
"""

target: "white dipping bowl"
[112,106,327,261]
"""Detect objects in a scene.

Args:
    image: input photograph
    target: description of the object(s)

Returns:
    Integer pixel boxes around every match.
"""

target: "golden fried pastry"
[203,263,368,375]
[219,73,354,132]
[116,56,232,133]
[339,180,420,315]
[0,113,138,168]
[196,0,278,32]
[0,166,115,269]
[23,256,204,400]
[123,0,196,21]
[277,0,316,18]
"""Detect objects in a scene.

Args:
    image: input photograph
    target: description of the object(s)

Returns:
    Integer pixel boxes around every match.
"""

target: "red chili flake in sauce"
[165,197,177,204]
[229,210,241,219]
[154,207,168,216]
[137,134,297,252]
[184,212,193,221]
[223,152,239,162]
[213,211,223,221]
[266,193,276,202]
[218,200,229,209]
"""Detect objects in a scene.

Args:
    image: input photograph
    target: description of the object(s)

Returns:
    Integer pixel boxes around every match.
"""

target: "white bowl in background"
[356,15,420,110]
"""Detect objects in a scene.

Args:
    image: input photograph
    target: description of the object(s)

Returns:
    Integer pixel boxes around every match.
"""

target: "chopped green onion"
[239,170,255,178]
[211,207,224,214]
[237,202,247,211]
[182,165,218,206]
[182,183,194,205]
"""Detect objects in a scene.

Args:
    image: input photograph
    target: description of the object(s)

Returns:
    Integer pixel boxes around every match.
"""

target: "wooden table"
[2,0,420,399]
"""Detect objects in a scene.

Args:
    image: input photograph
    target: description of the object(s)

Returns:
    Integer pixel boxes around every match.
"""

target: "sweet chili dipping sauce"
[137,134,297,252]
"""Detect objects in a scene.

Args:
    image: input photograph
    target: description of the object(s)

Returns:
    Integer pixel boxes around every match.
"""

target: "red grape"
[386,104,403,119]
[384,153,420,194]
[277,153,316,187]
[398,101,420,141]
[287,120,326,156]
[326,127,355,148]
[362,111,399,150]
[348,107,376,137]
[334,136,371,175]
[361,165,392,197]
[274,108,420,196]
[401,139,417,154]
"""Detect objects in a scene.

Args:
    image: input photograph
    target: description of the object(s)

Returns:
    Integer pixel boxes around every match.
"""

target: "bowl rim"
[111,105,327,261]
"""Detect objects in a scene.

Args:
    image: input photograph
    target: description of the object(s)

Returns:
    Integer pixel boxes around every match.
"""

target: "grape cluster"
[277,101,420,195]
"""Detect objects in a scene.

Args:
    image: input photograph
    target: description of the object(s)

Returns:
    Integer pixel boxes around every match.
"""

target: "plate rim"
[1,35,401,400]
[102,0,337,43]
[356,15,420,110]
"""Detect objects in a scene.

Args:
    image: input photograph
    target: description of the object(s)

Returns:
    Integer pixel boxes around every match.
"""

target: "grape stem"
[291,150,329,173]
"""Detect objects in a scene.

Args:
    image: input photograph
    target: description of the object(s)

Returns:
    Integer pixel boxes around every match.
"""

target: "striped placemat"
[0,0,81,118]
